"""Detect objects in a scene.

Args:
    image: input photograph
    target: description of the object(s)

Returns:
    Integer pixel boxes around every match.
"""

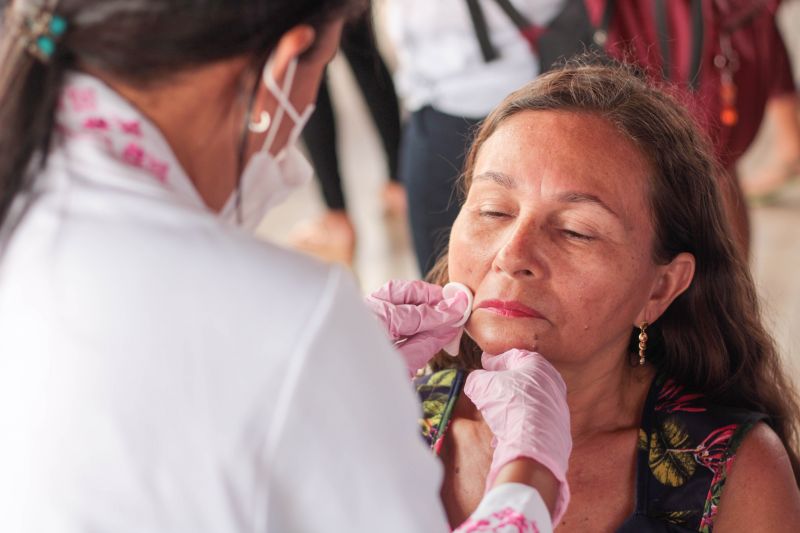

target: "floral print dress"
[415,370,765,532]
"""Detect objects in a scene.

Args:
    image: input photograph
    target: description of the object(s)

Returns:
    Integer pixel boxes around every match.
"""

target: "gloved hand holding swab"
[365,280,473,375]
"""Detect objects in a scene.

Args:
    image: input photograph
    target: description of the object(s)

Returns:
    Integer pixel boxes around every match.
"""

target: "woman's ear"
[269,24,317,86]
[637,252,695,324]
[269,18,346,84]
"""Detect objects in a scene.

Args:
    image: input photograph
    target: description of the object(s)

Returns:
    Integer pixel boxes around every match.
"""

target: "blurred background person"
[732,0,800,204]
[740,87,800,202]
[290,7,405,266]
[741,0,800,206]
[584,0,796,254]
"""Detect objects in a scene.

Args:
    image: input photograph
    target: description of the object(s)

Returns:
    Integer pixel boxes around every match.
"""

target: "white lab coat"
[0,73,552,532]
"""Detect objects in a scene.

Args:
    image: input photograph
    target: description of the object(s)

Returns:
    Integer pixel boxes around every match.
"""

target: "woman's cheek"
[448,218,477,280]
[451,222,497,274]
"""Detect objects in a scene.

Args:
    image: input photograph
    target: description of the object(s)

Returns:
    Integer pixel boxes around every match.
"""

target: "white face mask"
[221,58,315,230]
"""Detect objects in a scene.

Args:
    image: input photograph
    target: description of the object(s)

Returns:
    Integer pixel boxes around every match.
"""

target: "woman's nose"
[491,221,544,279]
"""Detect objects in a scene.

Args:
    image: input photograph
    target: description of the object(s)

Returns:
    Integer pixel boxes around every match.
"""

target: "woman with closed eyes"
[382,62,800,532]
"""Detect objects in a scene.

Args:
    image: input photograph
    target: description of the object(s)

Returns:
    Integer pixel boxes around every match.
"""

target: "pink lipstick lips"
[476,299,544,319]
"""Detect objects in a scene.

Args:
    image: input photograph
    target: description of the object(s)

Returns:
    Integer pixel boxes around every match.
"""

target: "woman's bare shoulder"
[714,422,800,532]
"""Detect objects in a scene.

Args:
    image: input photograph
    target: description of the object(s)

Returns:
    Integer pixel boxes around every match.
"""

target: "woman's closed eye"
[561,228,595,241]
[471,200,515,219]
[479,208,513,219]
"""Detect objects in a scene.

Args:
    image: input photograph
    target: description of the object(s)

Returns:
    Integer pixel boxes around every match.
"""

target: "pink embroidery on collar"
[145,159,169,184]
[121,142,170,184]
[122,143,145,166]
[456,507,540,532]
[83,118,109,131]
[118,120,142,137]
[65,87,97,113]
[59,78,180,189]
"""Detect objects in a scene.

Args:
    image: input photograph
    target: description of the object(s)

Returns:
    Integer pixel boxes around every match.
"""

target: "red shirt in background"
[584,0,795,169]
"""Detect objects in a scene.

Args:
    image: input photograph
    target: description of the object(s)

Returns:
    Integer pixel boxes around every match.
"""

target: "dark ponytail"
[0,2,66,228]
[0,0,366,228]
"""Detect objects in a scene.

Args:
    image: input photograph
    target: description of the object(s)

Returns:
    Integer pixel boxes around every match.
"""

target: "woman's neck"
[556,354,655,446]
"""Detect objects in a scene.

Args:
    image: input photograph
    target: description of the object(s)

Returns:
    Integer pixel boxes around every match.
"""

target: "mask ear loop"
[232,56,307,225]
[234,58,270,226]
[261,57,298,155]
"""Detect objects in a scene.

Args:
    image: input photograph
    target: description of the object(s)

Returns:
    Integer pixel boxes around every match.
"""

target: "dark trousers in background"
[400,106,482,277]
[302,14,401,211]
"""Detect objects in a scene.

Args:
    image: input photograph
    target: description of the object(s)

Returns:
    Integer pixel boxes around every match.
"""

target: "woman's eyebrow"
[472,171,516,189]
[557,191,620,218]
[472,174,620,218]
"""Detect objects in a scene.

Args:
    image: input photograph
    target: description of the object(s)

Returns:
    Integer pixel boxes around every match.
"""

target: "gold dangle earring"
[638,322,649,366]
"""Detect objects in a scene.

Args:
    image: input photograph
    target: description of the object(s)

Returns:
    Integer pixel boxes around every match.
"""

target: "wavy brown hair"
[427,61,800,483]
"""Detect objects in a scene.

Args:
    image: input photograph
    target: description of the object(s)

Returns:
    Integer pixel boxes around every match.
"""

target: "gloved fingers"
[465,358,571,448]
[366,293,468,339]
[435,290,469,324]
[467,355,567,406]
[399,327,461,370]
[363,298,414,339]
[367,281,468,323]
[463,368,509,410]
[506,353,568,400]
[480,350,567,396]
[463,369,485,405]
[464,374,521,447]
[368,279,445,306]
[480,348,541,371]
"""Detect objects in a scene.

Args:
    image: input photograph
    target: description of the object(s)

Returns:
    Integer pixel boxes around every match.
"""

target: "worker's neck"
[86,60,247,211]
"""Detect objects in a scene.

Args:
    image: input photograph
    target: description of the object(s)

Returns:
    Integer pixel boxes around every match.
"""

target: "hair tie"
[22,5,68,64]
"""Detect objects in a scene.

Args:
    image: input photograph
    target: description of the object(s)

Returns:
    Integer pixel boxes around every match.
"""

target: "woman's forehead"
[477,111,650,174]
[473,111,654,220]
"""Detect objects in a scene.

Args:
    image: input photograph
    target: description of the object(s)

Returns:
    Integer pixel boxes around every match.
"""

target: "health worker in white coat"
[0,1,572,531]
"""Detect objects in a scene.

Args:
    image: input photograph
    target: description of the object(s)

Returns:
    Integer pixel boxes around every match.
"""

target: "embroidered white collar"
[55,72,207,209]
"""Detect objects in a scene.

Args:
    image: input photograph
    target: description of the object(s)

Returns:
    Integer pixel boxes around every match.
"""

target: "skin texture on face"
[448,110,666,370]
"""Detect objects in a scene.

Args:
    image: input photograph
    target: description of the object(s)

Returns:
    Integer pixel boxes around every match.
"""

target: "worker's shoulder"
[111,208,338,301]
[42,190,343,312]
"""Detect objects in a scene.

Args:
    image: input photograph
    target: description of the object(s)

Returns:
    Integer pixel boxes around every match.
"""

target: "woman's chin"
[466,329,539,356]
[465,314,551,353]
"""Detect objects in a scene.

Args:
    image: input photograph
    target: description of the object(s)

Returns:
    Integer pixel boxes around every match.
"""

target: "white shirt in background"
[385,0,567,118]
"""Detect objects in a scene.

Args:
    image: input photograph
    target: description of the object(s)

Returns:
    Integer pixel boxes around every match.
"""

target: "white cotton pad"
[442,282,473,356]
[442,282,473,327]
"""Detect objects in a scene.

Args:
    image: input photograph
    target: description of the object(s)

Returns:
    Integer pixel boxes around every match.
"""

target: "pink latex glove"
[365,280,469,377]
[463,349,572,526]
